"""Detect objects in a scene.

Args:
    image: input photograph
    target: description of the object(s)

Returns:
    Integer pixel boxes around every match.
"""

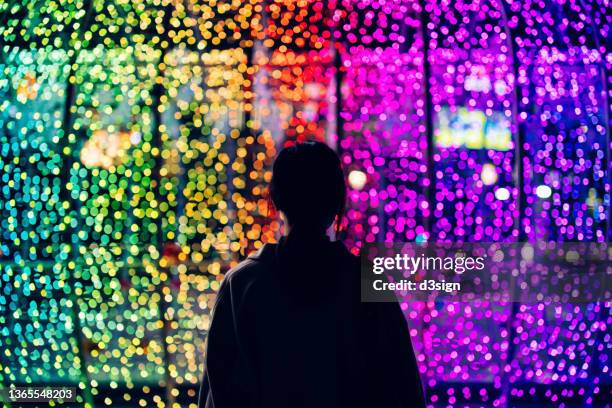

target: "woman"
[199,141,425,408]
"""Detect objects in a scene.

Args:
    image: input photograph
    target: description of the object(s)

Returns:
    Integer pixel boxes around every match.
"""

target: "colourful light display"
[0,1,610,407]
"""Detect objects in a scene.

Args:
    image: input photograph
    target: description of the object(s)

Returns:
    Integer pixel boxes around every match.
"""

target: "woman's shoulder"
[223,243,278,285]
[333,241,360,269]
[223,240,359,285]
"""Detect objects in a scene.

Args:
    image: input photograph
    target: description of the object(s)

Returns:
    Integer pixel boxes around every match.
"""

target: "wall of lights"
[0,0,610,407]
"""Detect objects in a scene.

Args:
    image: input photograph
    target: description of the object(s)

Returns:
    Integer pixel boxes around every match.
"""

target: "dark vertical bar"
[499,2,525,406]
[150,47,173,406]
[225,43,255,257]
[333,41,347,240]
[244,43,255,130]
[147,4,176,404]
[414,5,434,406]
[62,55,93,407]
[511,71,526,243]
[575,3,609,407]
[236,43,255,254]
[574,0,610,241]
[60,1,95,404]
[497,1,524,238]
[334,44,344,158]
[418,0,435,239]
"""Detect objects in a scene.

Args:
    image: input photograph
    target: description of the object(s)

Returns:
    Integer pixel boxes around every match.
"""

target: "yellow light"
[480,163,498,186]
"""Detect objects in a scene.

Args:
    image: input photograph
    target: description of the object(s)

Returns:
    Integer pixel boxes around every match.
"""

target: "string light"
[1,0,609,407]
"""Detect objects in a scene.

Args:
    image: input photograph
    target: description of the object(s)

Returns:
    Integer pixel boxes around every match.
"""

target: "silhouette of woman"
[199,141,425,408]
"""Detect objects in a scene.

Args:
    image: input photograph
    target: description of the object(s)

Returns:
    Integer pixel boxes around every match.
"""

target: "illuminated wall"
[0,0,610,407]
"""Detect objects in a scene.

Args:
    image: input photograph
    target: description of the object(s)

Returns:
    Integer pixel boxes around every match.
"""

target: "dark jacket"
[199,238,425,408]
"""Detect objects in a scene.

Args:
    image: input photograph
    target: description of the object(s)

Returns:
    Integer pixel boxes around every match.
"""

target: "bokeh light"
[1,0,610,407]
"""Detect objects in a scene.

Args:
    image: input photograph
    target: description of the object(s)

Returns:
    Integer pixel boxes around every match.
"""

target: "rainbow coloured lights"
[1,0,610,407]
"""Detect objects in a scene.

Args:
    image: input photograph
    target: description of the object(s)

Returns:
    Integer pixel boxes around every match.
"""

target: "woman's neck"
[284,225,329,244]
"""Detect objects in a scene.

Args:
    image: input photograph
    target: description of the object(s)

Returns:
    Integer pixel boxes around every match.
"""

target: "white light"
[480,163,498,186]
[494,79,508,96]
[130,131,142,145]
[348,170,367,190]
[80,129,132,169]
[536,185,552,199]
[495,187,510,201]
[80,146,101,168]
[464,65,491,93]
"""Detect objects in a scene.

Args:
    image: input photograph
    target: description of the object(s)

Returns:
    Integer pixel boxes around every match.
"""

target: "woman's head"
[270,141,346,233]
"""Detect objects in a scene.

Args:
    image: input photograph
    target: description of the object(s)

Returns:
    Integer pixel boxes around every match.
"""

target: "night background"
[0,0,610,407]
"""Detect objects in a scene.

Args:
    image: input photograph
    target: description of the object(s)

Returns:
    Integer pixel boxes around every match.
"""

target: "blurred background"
[0,0,610,407]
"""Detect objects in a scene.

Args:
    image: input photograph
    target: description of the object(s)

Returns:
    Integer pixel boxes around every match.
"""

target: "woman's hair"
[270,141,346,232]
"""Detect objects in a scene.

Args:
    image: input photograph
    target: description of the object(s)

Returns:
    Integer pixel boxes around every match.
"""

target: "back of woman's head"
[270,141,346,232]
